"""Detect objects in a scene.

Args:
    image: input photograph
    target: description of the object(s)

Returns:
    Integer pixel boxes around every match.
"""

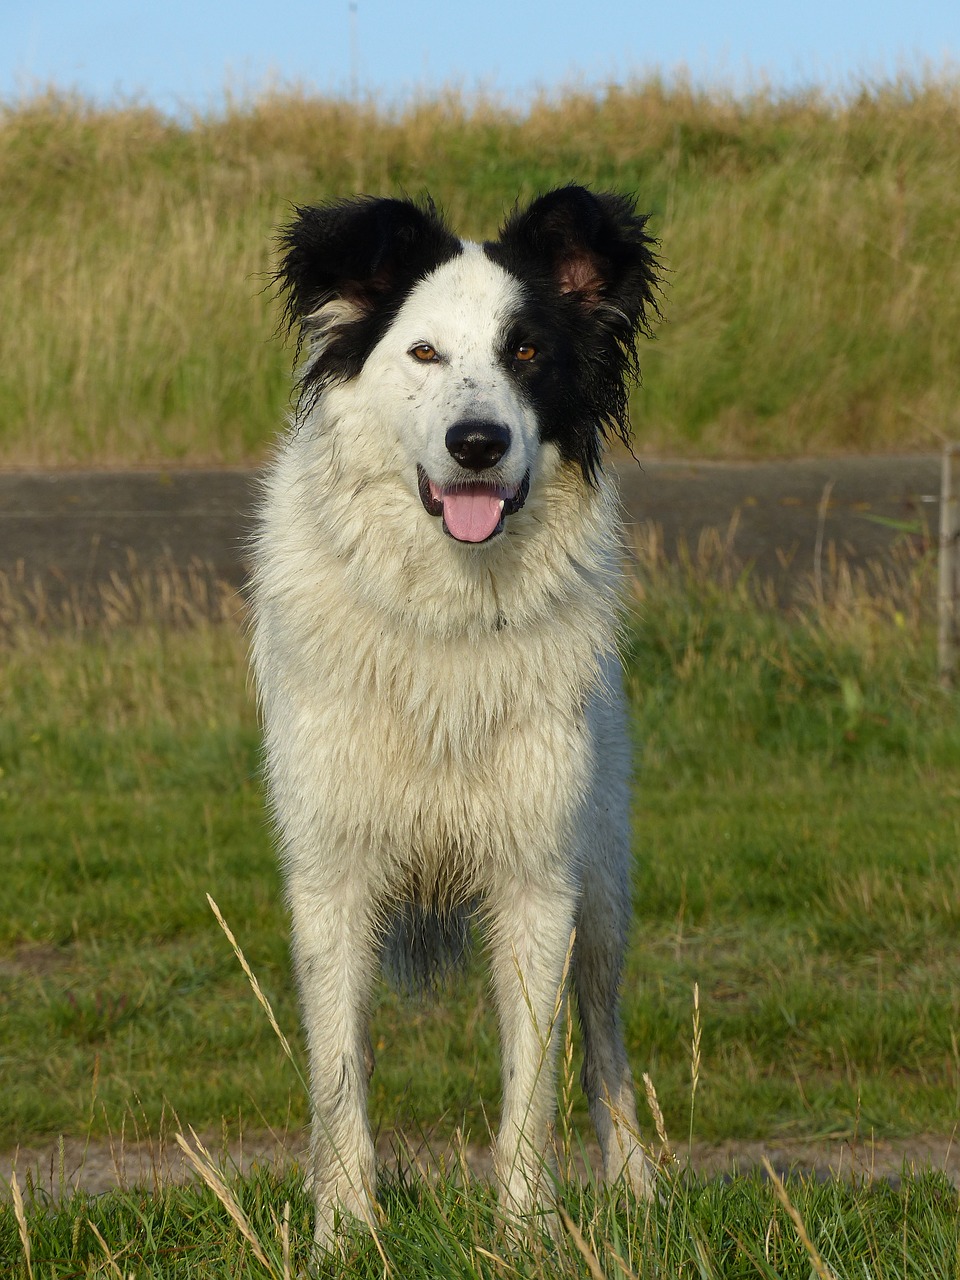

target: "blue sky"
[3,0,959,113]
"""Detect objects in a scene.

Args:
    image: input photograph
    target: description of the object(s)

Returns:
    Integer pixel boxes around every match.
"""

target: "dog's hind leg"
[485,875,579,1224]
[572,846,655,1201]
[288,869,381,1251]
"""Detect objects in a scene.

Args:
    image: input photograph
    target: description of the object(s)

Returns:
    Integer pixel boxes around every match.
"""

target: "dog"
[249,185,660,1247]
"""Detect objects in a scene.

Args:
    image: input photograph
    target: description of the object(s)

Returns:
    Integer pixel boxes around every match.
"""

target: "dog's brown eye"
[515,344,537,362]
[410,343,439,363]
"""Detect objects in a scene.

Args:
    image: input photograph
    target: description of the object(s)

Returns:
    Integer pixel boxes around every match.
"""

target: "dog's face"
[355,248,537,543]
[277,187,659,545]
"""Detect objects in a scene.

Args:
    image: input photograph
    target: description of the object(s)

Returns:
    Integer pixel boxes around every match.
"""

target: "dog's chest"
[311,612,602,870]
[332,615,594,766]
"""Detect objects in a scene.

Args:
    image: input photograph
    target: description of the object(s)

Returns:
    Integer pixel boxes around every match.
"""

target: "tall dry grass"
[1,74,959,463]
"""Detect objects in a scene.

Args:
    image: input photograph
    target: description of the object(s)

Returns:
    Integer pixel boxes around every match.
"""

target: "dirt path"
[0,456,942,616]
[5,1129,958,1198]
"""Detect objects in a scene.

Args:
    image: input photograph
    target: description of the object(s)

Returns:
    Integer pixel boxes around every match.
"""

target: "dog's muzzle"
[417,465,530,543]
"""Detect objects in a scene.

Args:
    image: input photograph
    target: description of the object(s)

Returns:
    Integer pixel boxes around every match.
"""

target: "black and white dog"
[250,186,660,1247]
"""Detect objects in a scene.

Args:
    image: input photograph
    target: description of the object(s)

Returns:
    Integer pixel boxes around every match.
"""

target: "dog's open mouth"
[417,466,530,543]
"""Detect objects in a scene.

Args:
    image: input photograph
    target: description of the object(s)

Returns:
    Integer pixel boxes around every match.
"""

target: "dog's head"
[276,186,659,545]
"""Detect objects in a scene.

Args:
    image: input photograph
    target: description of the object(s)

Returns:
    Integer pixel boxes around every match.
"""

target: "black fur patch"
[484,185,660,482]
[275,196,462,414]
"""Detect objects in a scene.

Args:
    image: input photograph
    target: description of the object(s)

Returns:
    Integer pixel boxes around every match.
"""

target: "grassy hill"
[2,75,959,464]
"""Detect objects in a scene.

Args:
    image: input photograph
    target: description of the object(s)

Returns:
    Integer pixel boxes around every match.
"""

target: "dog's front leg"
[288,870,380,1251]
[486,875,578,1225]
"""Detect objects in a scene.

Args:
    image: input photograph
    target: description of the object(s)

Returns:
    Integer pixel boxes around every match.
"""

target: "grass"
[2,72,960,464]
[2,537,959,1158]
[4,1157,960,1277]
[3,540,960,1271]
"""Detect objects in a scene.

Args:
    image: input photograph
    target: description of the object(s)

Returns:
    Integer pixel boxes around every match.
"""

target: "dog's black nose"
[445,420,511,471]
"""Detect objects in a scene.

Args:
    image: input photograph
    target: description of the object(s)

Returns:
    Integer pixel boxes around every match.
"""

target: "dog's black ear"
[487,186,660,480]
[276,196,459,333]
[492,185,660,335]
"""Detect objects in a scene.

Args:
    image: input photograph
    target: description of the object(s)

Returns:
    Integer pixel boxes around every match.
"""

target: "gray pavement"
[0,456,942,616]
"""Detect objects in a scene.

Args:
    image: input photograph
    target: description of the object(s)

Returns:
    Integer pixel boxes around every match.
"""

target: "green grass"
[2,74,960,463]
[4,1161,960,1278]
[2,543,959,1156]
[3,547,960,1273]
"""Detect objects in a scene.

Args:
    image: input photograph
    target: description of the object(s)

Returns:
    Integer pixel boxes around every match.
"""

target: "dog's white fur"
[251,215,653,1246]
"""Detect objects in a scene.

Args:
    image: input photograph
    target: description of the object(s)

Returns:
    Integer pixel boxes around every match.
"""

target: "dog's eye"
[410,343,439,363]
[514,344,537,362]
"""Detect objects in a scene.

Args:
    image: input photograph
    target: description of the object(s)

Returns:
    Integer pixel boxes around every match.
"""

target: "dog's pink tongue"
[442,487,503,543]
